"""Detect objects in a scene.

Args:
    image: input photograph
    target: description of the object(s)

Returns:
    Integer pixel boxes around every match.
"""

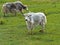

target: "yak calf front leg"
[26,22,34,34]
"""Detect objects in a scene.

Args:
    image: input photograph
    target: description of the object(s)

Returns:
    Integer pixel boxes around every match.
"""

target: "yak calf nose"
[25,19,27,21]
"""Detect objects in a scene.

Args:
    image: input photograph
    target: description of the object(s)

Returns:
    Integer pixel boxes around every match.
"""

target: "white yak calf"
[24,12,47,34]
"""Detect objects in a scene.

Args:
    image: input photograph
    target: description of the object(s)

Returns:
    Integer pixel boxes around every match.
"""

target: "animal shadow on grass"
[3,15,16,17]
[3,14,18,17]
[27,32,54,42]
[44,32,60,35]
[27,31,46,35]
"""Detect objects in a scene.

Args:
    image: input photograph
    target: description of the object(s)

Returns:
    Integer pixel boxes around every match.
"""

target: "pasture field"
[0,0,60,45]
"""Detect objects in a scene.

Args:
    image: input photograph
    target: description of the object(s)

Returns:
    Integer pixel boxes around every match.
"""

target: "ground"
[0,0,60,45]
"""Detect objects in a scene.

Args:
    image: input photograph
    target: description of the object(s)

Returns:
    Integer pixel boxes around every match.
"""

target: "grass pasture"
[0,0,60,45]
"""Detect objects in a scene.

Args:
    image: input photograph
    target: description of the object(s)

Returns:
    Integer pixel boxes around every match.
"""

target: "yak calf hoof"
[39,30,44,33]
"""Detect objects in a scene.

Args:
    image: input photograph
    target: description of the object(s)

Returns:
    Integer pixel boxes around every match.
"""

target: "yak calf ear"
[23,14,27,17]
[23,14,25,16]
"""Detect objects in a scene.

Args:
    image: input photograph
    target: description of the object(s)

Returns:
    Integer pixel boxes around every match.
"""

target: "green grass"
[0,0,60,45]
